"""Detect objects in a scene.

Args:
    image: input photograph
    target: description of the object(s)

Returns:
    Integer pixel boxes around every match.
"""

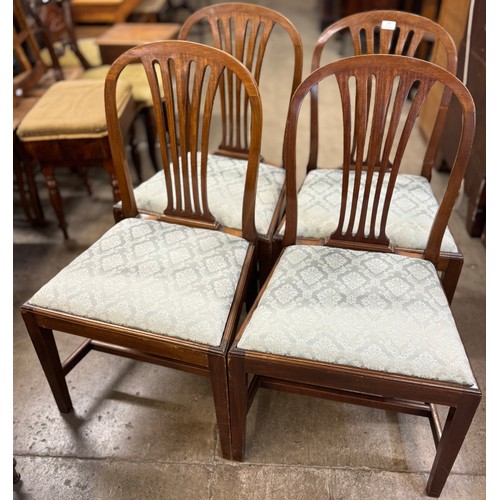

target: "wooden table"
[95,22,181,64]
[71,0,143,24]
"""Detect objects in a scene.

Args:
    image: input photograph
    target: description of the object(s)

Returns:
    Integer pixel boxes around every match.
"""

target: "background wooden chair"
[228,55,480,498]
[21,40,263,459]
[298,10,462,303]
[26,0,161,178]
[116,2,304,283]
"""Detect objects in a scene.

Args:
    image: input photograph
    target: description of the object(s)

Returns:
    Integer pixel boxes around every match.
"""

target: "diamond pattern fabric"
[133,154,285,236]
[237,245,475,385]
[280,169,458,253]
[28,218,250,346]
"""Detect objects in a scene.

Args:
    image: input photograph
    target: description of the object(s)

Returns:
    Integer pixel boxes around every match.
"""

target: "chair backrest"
[105,40,263,242]
[26,0,92,72]
[178,2,303,158]
[283,55,475,264]
[13,0,47,103]
[308,10,458,179]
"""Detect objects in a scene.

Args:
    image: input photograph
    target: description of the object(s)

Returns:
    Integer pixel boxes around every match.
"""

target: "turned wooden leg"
[41,164,68,239]
[24,159,46,225]
[102,158,121,203]
[208,354,232,459]
[426,391,481,497]
[228,353,248,461]
[129,120,143,183]
[143,107,159,172]
[13,458,20,484]
[441,258,463,305]
[21,309,73,413]
[74,167,92,196]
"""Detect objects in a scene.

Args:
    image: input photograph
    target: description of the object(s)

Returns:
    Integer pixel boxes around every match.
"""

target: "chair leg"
[102,158,121,203]
[41,164,68,239]
[426,392,481,497]
[228,354,248,461]
[129,120,143,183]
[208,354,232,459]
[142,107,160,172]
[21,310,73,413]
[441,258,463,304]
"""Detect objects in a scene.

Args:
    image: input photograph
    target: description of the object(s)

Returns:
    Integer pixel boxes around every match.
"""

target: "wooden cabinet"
[427,0,486,238]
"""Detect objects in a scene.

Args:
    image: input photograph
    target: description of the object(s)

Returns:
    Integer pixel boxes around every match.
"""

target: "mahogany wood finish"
[306,10,462,303]
[71,0,142,24]
[126,2,302,283]
[95,22,181,65]
[21,40,263,459]
[228,55,480,497]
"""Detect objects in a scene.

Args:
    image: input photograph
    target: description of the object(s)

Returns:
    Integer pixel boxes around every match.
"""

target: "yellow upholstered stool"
[17,79,135,238]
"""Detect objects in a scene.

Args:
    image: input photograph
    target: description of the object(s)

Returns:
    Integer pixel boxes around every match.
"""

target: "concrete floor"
[12,1,485,498]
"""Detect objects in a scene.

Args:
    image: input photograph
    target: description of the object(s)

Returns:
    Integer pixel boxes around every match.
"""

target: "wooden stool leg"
[13,458,20,484]
[21,310,73,413]
[426,392,481,497]
[129,120,143,183]
[143,107,159,172]
[42,164,68,239]
[441,258,463,304]
[24,160,46,225]
[102,158,121,203]
[208,354,231,459]
[228,354,248,461]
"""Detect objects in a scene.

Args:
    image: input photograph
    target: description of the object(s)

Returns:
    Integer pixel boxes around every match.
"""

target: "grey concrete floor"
[12,1,486,498]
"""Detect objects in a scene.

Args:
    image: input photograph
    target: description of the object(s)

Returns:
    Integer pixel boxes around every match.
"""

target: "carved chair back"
[105,40,263,242]
[283,55,475,263]
[178,2,303,158]
[308,10,458,179]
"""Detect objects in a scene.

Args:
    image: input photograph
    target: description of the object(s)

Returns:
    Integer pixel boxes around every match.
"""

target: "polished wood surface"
[71,0,142,24]
[96,22,180,63]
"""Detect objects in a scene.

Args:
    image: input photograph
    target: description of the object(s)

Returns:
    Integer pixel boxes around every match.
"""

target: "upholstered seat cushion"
[133,154,285,236]
[81,64,158,105]
[280,169,458,253]
[133,0,167,13]
[237,245,475,385]
[28,218,250,346]
[40,38,103,68]
[16,79,132,141]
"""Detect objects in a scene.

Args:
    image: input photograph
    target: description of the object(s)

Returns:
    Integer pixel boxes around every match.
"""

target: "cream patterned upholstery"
[237,245,475,385]
[280,169,458,253]
[133,154,285,236]
[28,219,250,346]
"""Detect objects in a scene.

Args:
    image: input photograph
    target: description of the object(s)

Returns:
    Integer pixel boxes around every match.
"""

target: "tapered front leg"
[426,391,481,497]
[208,354,232,459]
[228,353,248,461]
[21,309,72,413]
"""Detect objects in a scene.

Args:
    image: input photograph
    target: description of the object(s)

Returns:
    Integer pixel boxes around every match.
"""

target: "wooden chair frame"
[304,10,462,303]
[228,55,480,497]
[21,40,264,459]
[114,2,304,283]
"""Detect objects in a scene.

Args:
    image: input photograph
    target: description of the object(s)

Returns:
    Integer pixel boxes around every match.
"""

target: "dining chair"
[301,10,462,303]
[116,2,304,283]
[228,55,480,497]
[21,40,263,459]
